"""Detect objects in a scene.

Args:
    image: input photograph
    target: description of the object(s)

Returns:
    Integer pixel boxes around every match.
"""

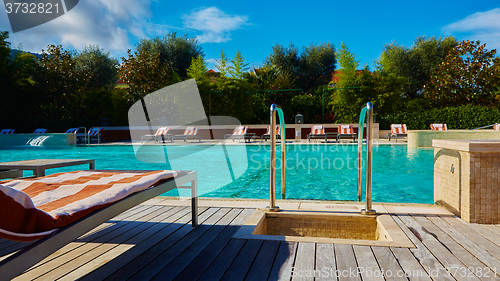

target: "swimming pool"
[0,135,434,204]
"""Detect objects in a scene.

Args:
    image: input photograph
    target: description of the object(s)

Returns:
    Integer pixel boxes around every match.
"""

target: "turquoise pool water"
[0,135,434,203]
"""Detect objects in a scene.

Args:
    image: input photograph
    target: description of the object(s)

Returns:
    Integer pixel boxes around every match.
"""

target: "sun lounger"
[337,125,357,142]
[261,126,281,141]
[388,124,407,143]
[307,125,337,142]
[173,127,201,142]
[141,127,172,143]
[224,126,256,142]
[0,129,14,134]
[430,123,448,131]
[0,169,198,280]
[33,128,48,134]
[88,127,103,144]
[494,123,500,131]
[66,127,87,144]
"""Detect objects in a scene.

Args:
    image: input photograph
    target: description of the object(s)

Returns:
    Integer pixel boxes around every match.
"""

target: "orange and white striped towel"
[311,125,325,135]
[88,127,103,137]
[233,126,248,135]
[264,126,280,135]
[33,128,48,134]
[430,124,448,131]
[155,127,170,135]
[0,129,14,134]
[0,170,176,241]
[338,125,354,134]
[390,124,407,134]
[183,127,198,136]
[66,128,78,134]
[494,124,500,131]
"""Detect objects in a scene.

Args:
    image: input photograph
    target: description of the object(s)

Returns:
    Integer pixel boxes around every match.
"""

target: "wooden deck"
[4,199,500,280]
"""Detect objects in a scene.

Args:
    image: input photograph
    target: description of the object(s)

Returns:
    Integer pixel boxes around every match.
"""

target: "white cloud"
[182,7,249,43]
[0,0,166,58]
[443,8,500,50]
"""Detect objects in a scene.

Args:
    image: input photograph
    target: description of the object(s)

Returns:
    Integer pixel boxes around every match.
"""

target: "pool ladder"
[267,104,285,212]
[358,102,376,215]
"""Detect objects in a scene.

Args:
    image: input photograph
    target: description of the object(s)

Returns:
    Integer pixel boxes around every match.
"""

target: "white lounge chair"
[33,128,48,134]
[388,124,407,143]
[261,125,280,141]
[224,126,256,142]
[141,127,172,143]
[0,129,14,134]
[430,124,448,131]
[337,125,356,142]
[173,127,201,142]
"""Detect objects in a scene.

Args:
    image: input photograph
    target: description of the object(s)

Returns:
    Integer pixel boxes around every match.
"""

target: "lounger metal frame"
[0,170,198,280]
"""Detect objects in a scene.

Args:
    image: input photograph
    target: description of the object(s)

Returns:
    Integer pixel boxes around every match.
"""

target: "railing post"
[267,104,279,212]
[361,102,376,215]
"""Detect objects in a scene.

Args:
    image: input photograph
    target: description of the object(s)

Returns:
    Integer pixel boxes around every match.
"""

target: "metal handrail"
[360,102,376,215]
[267,104,286,212]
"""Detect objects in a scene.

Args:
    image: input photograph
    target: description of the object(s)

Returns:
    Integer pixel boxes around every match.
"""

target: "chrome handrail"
[267,104,279,212]
[360,102,376,215]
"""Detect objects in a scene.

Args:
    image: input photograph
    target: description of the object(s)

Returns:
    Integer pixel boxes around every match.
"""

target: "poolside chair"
[337,125,356,142]
[308,125,328,142]
[388,124,407,143]
[0,129,14,134]
[66,127,88,144]
[224,126,256,143]
[88,127,103,144]
[141,127,172,143]
[173,127,201,142]
[0,169,198,280]
[430,123,448,131]
[494,123,500,131]
[33,128,48,134]
[261,125,281,141]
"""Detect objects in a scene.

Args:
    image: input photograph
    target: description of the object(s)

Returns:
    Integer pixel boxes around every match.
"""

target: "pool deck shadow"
[6,197,500,280]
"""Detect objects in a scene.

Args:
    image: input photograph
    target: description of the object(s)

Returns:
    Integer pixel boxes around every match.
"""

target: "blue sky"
[1,0,499,71]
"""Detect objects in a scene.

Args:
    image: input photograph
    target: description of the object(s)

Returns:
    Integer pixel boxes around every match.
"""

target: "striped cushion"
[155,127,170,135]
[264,126,280,135]
[33,128,48,134]
[311,125,325,135]
[233,126,248,135]
[391,124,407,134]
[430,124,448,131]
[65,128,78,134]
[0,170,176,241]
[0,129,14,134]
[494,124,500,131]
[183,127,198,136]
[88,127,102,137]
[339,125,353,134]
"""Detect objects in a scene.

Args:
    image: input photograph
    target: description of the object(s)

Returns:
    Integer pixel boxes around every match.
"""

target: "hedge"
[380,105,500,130]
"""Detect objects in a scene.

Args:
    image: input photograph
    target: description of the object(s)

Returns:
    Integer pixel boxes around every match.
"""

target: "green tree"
[75,45,118,91]
[119,49,180,102]
[424,40,500,107]
[136,32,204,78]
[265,42,336,93]
[382,36,457,98]
[229,50,249,80]
[186,54,212,92]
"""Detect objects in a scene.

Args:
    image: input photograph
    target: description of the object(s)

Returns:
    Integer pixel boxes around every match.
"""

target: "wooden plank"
[292,242,316,281]
[391,247,432,281]
[398,214,480,281]
[426,215,500,279]
[392,215,455,281]
[268,242,298,281]
[442,216,500,259]
[352,245,383,281]
[414,215,500,281]
[101,207,216,281]
[61,206,192,281]
[172,209,255,281]
[25,205,180,281]
[371,246,404,281]
[316,243,337,281]
[151,208,244,281]
[14,205,168,281]
[468,223,500,248]
[127,207,228,281]
[196,238,247,281]
[244,240,281,281]
[335,244,361,281]
[220,239,263,281]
